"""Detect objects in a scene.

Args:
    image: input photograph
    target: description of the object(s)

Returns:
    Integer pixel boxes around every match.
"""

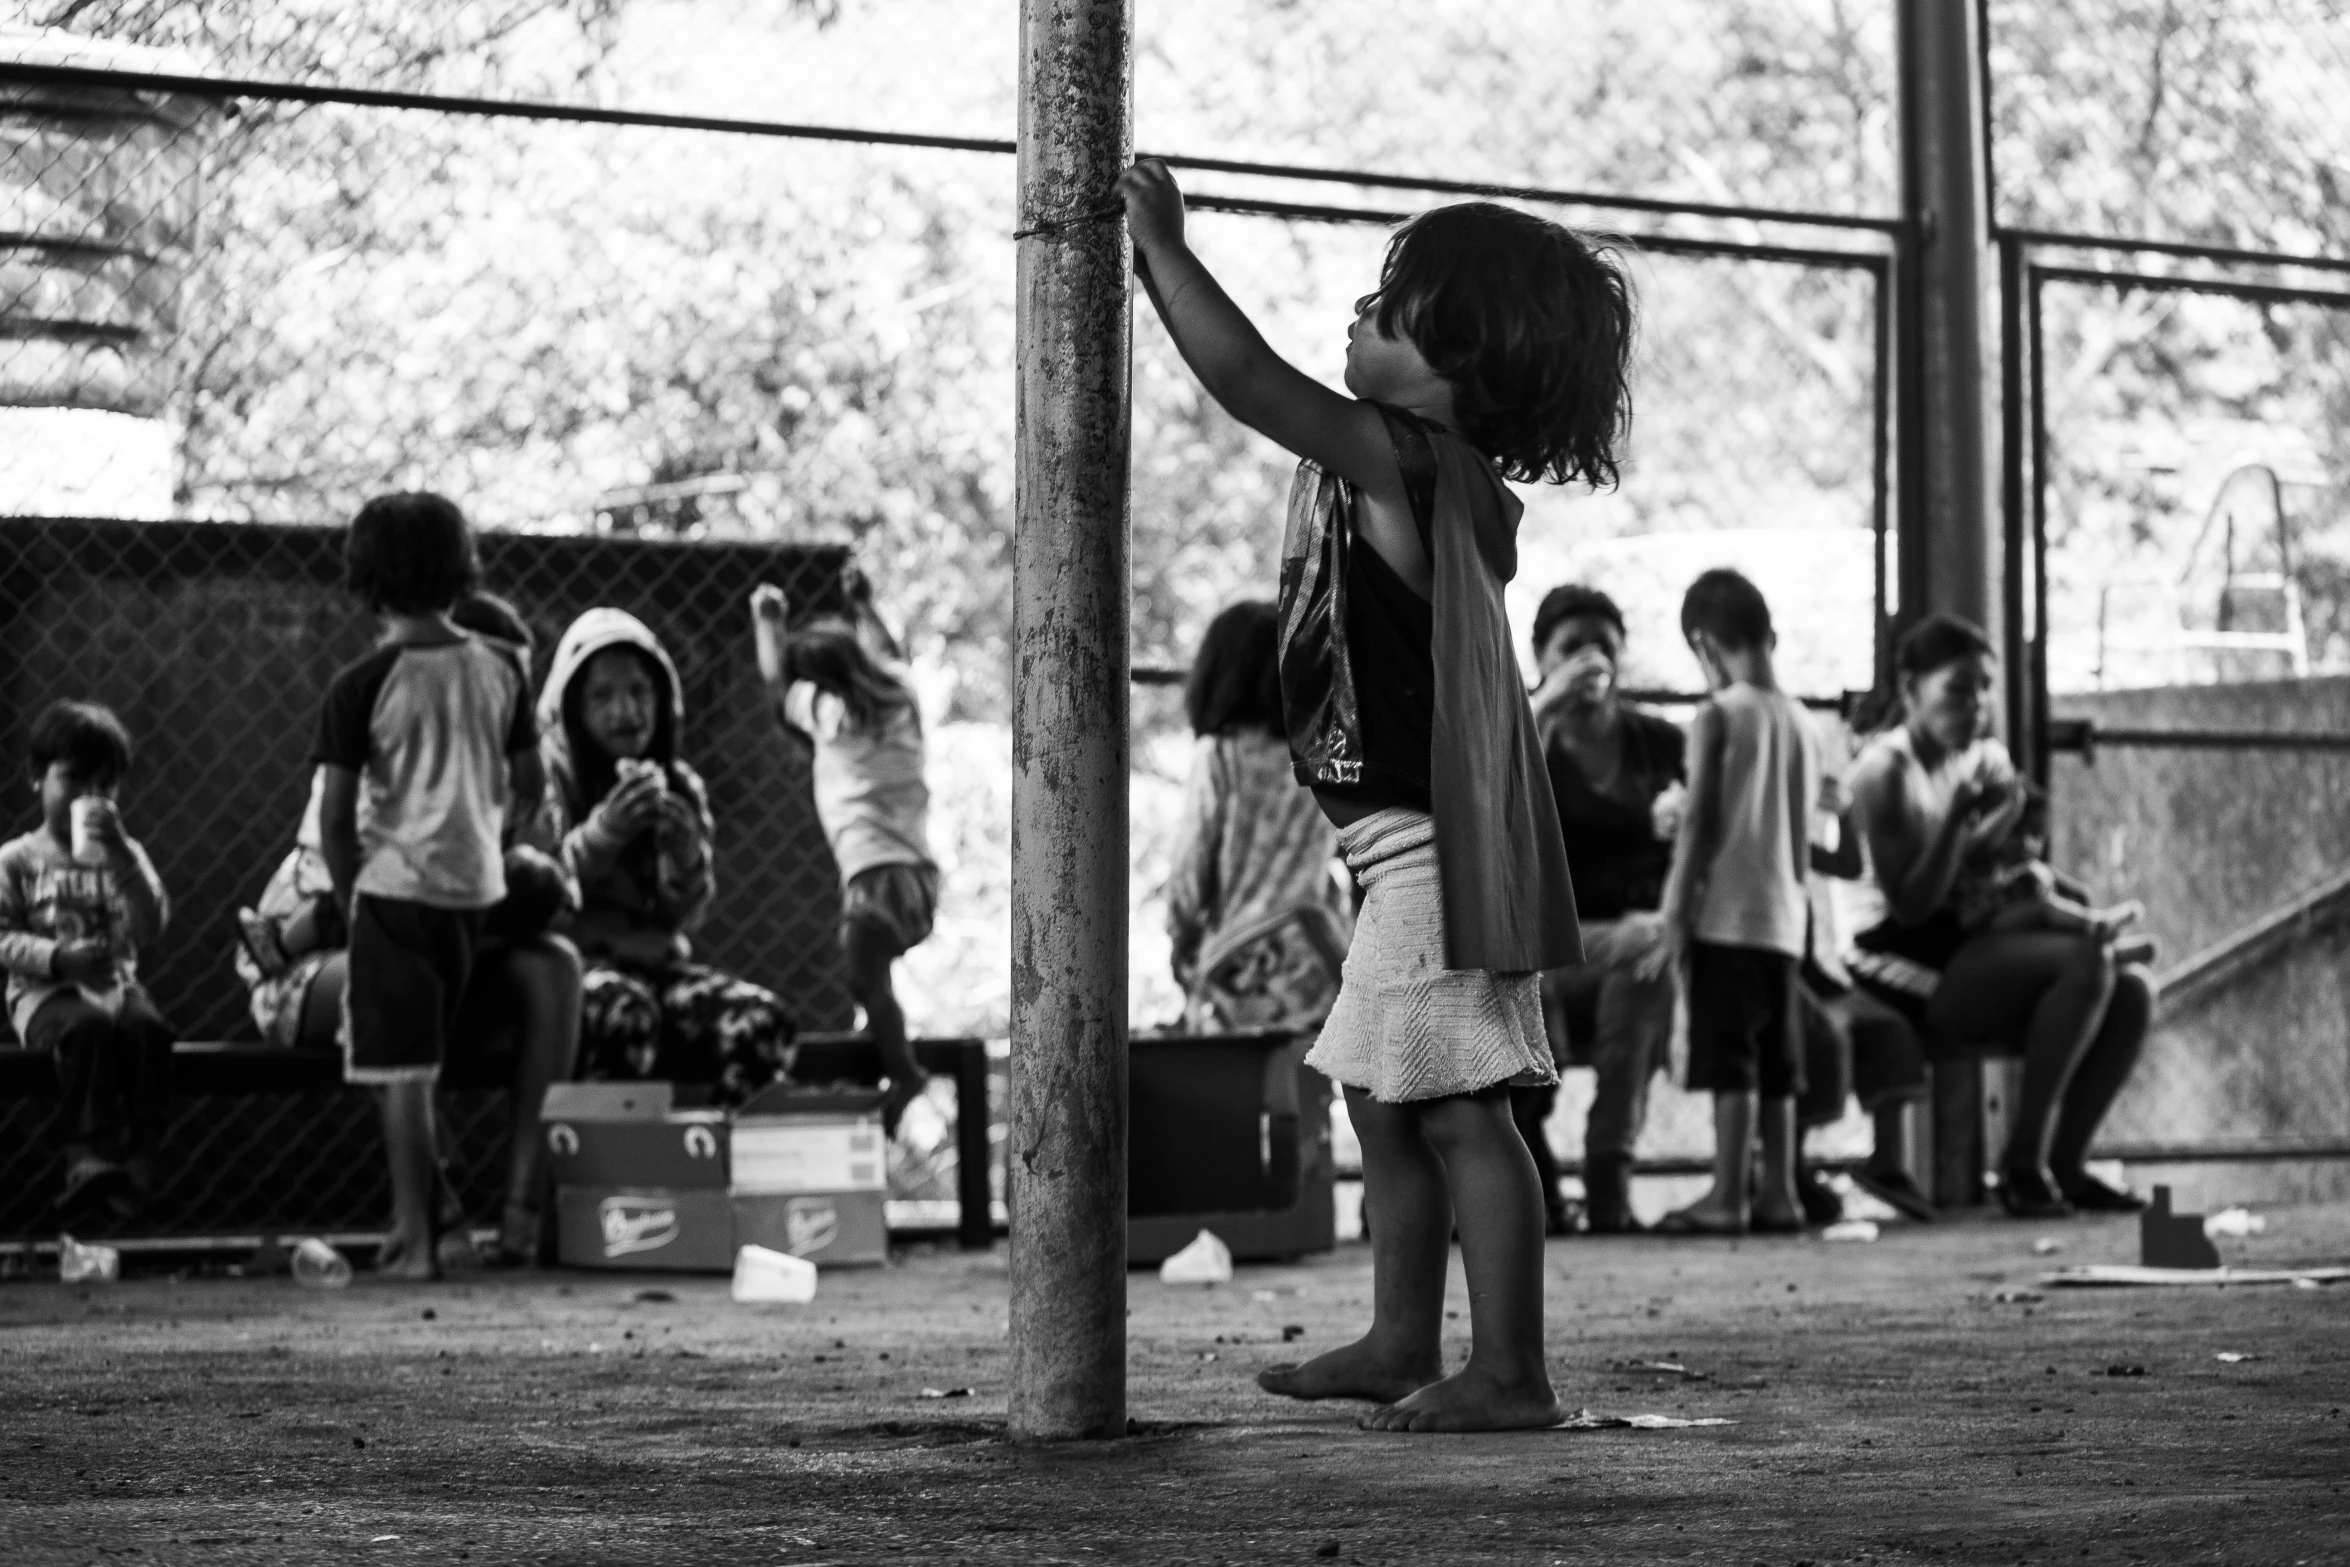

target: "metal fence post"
[1008,0,1133,1442]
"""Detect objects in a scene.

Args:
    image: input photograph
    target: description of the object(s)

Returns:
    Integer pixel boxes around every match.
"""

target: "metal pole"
[1894,0,1998,634]
[1008,0,1133,1443]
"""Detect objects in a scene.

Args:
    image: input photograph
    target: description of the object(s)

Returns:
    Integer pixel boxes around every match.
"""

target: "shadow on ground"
[4,1205,2347,1565]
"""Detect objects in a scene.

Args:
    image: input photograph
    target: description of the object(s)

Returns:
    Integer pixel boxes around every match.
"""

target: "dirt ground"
[4,1204,2347,1567]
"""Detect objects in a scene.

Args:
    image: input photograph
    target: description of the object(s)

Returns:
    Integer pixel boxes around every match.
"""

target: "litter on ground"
[1556,1410,1736,1431]
[2204,1207,2268,1239]
[2044,1265,2350,1288]
[1159,1230,1233,1286]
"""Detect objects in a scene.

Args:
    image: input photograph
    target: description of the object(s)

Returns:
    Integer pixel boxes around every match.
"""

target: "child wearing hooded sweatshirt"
[531,607,794,1102]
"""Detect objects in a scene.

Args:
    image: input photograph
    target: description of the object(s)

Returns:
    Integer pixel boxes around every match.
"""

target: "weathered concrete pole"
[1007,0,1133,1441]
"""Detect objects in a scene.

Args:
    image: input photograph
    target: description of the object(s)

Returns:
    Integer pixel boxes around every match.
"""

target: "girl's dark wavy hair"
[789,624,914,733]
[1185,600,1283,738]
[1359,202,1636,487]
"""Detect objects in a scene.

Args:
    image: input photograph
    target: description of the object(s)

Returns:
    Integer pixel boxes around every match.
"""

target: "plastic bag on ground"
[732,1244,818,1304]
[1158,1229,1233,1285]
[59,1234,119,1284]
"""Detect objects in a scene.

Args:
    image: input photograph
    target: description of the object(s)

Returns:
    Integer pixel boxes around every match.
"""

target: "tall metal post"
[1007,0,1133,1442]
[1894,0,1998,637]
[1897,0,2001,1209]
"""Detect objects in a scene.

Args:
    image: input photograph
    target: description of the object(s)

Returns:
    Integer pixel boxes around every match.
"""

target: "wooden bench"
[0,1034,996,1252]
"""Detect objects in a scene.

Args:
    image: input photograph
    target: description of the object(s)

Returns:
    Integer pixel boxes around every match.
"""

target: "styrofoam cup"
[731,1243,817,1304]
[70,797,110,865]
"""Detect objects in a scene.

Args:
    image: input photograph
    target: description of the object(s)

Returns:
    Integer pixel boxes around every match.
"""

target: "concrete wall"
[2050,677,2350,1202]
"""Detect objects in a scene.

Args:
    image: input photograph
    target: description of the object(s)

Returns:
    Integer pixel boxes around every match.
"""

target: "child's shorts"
[342,894,487,1085]
[1684,942,1803,1098]
[840,862,938,956]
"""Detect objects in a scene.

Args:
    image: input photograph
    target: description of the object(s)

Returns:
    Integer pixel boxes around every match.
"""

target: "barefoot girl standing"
[1116,161,1634,1432]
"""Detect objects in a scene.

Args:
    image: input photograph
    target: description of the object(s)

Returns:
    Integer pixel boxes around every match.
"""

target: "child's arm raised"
[1117,161,1411,509]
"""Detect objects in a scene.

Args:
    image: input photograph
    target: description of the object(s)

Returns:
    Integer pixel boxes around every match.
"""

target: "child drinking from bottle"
[1118,159,1633,1431]
[0,700,173,1220]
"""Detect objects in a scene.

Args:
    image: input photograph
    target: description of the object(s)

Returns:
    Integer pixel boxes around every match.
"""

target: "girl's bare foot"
[374,1233,441,1282]
[1257,1336,1441,1404]
[1359,1364,1561,1433]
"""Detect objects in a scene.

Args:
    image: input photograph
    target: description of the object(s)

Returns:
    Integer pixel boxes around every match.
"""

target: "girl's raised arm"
[1115,161,1403,501]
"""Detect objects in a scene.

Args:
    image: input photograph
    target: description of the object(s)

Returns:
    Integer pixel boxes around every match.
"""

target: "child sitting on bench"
[0,700,174,1221]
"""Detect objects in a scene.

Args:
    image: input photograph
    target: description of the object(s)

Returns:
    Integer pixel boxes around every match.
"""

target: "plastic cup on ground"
[732,1244,818,1304]
[59,1234,120,1284]
[291,1237,354,1289]
[1159,1229,1233,1285]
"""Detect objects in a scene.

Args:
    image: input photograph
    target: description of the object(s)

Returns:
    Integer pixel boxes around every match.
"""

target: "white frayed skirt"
[1305,807,1556,1104]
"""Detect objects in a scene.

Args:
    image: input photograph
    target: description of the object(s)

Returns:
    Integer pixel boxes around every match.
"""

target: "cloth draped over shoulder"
[1277,406,1580,973]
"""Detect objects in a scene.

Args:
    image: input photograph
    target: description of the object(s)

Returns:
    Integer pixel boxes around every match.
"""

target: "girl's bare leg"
[1362,1086,1560,1433]
[1258,1087,1446,1404]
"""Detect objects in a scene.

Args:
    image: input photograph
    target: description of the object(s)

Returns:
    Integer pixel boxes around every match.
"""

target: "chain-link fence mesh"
[1985,0,2350,254]
[0,516,853,1043]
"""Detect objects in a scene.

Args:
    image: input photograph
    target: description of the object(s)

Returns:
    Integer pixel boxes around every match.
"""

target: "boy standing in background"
[1657,569,1820,1235]
[316,493,541,1279]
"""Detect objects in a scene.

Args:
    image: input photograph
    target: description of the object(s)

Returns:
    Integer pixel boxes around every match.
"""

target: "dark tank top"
[1315,411,1437,820]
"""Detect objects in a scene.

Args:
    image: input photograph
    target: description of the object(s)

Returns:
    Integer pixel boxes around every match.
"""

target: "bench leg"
[954,1043,994,1251]
[1929,1057,1986,1207]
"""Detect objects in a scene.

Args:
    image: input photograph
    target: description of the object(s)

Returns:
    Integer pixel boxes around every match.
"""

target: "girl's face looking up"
[1343,301,1447,408]
[580,647,658,761]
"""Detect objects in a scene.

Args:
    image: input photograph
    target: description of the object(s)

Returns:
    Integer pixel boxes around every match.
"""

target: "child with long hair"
[752,567,937,1131]
[1119,161,1633,1431]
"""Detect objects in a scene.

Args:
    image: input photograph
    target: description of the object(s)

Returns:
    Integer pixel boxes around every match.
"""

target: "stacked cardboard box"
[543,1081,889,1272]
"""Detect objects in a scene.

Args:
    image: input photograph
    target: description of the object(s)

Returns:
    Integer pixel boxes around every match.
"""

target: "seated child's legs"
[111,991,174,1184]
[239,893,346,980]
[31,991,131,1195]
[660,964,794,1103]
[30,989,174,1212]
[580,964,662,1079]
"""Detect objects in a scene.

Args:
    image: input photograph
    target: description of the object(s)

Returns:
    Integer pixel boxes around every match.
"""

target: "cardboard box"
[731,1086,887,1194]
[732,1189,889,1267]
[557,1187,736,1271]
[542,1082,730,1190]
[546,1082,894,1271]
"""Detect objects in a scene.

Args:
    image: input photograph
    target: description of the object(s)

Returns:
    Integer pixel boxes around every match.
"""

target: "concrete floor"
[4,1204,2347,1565]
